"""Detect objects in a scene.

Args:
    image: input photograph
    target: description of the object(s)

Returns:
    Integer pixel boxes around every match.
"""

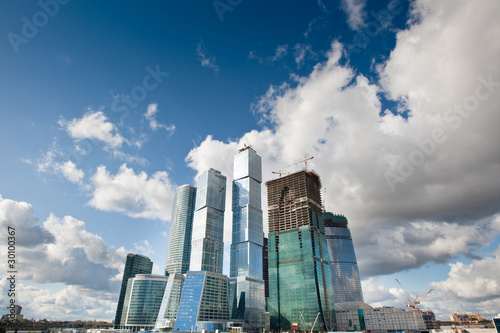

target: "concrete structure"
[324,212,364,304]
[336,306,426,333]
[266,170,335,332]
[174,271,230,332]
[119,274,168,331]
[229,146,265,331]
[114,254,153,328]
[165,185,196,276]
[190,168,226,274]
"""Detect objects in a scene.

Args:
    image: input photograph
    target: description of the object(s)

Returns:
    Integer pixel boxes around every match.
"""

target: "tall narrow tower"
[189,168,226,274]
[324,212,364,304]
[266,170,335,332]
[165,185,197,276]
[229,146,265,331]
[114,254,153,328]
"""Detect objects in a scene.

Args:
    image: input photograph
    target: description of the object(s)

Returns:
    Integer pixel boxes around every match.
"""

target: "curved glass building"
[165,185,197,276]
[324,212,364,304]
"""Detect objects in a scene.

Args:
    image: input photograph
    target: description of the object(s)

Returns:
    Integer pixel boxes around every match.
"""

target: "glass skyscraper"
[114,253,153,328]
[190,168,226,274]
[324,212,364,304]
[266,170,335,332]
[119,274,169,331]
[165,185,197,276]
[174,271,230,332]
[229,146,265,331]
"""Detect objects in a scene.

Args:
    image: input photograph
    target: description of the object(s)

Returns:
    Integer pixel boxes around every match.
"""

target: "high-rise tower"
[266,170,335,332]
[324,212,364,304]
[165,185,197,276]
[229,146,265,331]
[189,168,226,274]
[114,254,153,328]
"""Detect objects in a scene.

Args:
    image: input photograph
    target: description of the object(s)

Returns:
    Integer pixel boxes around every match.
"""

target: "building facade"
[154,273,185,331]
[323,212,364,304]
[190,168,226,274]
[229,146,266,331]
[266,170,335,332]
[114,254,153,328]
[174,271,230,332]
[165,185,197,276]
[119,274,169,331]
[335,307,426,333]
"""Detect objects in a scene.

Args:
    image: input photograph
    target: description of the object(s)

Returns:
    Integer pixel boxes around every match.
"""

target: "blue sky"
[1,0,500,321]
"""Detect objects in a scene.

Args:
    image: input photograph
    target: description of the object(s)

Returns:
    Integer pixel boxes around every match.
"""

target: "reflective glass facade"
[190,169,226,274]
[120,274,168,331]
[324,212,364,304]
[165,185,196,276]
[155,273,185,330]
[115,254,153,328]
[266,171,335,332]
[174,271,230,332]
[229,147,265,331]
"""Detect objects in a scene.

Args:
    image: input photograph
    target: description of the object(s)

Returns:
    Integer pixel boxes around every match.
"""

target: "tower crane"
[395,278,433,311]
[271,156,314,177]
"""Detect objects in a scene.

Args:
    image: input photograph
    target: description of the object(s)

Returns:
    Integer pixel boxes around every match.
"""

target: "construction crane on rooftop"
[272,156,314,177]
[395,278,433,311]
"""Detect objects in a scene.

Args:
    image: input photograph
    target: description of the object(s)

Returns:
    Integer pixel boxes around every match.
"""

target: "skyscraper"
[190,168,226,274]
[165,185,197,276]
[324,212,364,304]
[114,254,153,328]
[266,170,335,332]
[119,274,169,331]
[229,146,265,331]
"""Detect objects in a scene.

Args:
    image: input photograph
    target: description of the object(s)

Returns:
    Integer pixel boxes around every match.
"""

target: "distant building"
[229,146,266,331]
[323,212,364,304]
[119,274,169,331]
[165,185,197,276]
[336,306,425,333]
[114,254,153,328]
[450,312,483,323]
[2,304,23,320]
[174,271,230,332]
[190,168,226,274]
[422,311,439,329]
[266,170,335,332]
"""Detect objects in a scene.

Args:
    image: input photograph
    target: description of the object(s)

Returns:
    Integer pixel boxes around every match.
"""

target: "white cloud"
[342,0,367,31]
[196,41,219,73]
[143,103,175,135]
[59,160,85,184]
[249,44,290,64]
[293,43,317,68]
[88,164,176,221]
[60,110,126,150]
[0,195,157,320]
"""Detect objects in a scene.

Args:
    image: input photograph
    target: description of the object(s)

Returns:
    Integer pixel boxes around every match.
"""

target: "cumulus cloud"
[143,103,175,135]
[0,195,54,247]
[0,195,159,320]
[196,41,219,73]
[37,145,85,184]
[341,0,367,30]
[293,43,317,69]
[186,0,500,285]
[88,164,176,221]
[60,110,126,150]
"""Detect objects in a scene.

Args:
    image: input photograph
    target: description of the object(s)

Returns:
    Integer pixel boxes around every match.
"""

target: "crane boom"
[395,279,433,311]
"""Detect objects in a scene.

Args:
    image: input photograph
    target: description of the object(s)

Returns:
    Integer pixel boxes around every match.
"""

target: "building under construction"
[266,170,335,332]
